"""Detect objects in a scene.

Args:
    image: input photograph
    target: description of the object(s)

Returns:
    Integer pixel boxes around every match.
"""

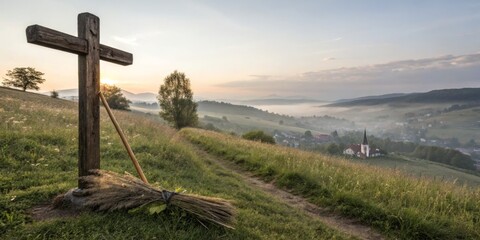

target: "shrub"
[242,130,275,144]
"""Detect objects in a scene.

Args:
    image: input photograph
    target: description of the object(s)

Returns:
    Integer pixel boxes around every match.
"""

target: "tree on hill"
[50,90,59,98]
[101,84,131,111]
[304,130,313,139]
[242,130,275,144]
[158,70,198,129]
[331,130,339,138]
[2,67,45,91]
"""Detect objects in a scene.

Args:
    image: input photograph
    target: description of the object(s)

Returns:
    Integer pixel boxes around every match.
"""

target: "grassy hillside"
[330,88,480,107]
[0,87,348,239]
[181,128,480,239]
[345,154,480,187]
[423,106,480,144]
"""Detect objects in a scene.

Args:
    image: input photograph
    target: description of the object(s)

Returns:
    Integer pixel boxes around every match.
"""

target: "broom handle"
[99,92,149,184]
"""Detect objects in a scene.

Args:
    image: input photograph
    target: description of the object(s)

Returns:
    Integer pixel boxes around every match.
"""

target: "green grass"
[180,128,480,239]
[0,87,349,239]
[343,154,480,187]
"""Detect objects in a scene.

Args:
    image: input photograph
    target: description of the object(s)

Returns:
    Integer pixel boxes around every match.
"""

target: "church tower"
[361,129,370,157]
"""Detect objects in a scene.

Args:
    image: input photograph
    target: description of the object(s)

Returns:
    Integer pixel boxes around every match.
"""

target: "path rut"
[187,142,385,240]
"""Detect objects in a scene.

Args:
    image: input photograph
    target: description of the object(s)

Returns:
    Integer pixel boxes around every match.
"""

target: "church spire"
[362,129,368,145]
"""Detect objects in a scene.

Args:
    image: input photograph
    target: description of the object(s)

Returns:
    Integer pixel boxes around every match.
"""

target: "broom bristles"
[79,170,236,228]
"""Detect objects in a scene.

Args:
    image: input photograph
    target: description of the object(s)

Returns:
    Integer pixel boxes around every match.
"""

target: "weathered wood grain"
[26,25,133,65]
[26,12,134,189]
[26,25,87,55]
[78,13,101,188]
[100,44,133,65]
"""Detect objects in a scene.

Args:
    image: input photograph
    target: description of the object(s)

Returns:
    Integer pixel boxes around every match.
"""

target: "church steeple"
[362,129,368,145]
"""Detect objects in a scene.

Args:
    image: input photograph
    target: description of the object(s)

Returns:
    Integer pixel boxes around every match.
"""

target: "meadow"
[346,154,480,187]
[425,107,480,144]
[0,87,348,239]
[181,128,480,239]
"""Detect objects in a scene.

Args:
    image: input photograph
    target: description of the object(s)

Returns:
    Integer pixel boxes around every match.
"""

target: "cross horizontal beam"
[26,24,133,66]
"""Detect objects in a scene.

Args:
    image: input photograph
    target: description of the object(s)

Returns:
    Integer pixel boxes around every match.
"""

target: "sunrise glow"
[100,78,117,86]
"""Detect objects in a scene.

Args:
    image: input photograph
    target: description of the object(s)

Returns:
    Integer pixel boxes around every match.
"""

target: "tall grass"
[181,128,480,239]
[0,88,348,239]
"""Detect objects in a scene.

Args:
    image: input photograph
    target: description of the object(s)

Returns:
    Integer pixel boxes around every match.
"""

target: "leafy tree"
[2,67,45,91]
[100,84,131,111]
[330,130,339,138]
[50,90,59,98]
[242,130,275,144]
[304,130,313,139]
[158,70,198,129]
[326,143,341,155]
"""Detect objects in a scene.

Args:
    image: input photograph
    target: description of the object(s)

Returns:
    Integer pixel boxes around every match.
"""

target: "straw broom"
[56,92,236,229]
[80,169,235,228]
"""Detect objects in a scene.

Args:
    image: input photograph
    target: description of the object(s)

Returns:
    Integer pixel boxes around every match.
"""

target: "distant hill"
[335,93,408,103]
[197,100,290,119]
[121,90,157,103]
[50,88,157,103]
[233,98,324,106]
[329,88,480,106]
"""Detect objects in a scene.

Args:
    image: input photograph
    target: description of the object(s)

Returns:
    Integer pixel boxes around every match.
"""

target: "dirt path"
[187,143,385,240]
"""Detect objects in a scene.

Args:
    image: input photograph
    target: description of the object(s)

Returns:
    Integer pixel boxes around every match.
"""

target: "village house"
[343,130,384,158]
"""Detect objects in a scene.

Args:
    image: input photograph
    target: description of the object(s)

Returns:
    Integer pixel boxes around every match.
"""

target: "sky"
[1,0,479,100]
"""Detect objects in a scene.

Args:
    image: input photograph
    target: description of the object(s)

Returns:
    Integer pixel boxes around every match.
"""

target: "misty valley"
[128,88,480,185]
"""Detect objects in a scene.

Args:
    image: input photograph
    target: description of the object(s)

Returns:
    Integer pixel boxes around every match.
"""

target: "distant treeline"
[412,145,476,170]
[131,101,159,109]
[442,102,480,113]
[366,135,475,171]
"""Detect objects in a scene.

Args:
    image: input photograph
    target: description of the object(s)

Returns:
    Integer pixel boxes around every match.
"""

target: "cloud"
[322,37,343,43]
[112,31,162,46]
[218,53,480,100]
[248,74,274,79]
[323,57,336,61]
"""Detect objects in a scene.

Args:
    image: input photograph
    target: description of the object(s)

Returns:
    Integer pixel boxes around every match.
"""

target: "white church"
[343,130,384,158]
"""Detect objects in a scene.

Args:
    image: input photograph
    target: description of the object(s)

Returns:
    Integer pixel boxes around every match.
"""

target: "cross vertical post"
[78,13,100,189]
[26,12,133,189]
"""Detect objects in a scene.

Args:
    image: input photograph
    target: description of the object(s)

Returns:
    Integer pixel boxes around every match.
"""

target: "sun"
[101,78,117,86]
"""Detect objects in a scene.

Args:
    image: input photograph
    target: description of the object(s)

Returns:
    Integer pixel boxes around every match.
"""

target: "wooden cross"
[26,12,133,189]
